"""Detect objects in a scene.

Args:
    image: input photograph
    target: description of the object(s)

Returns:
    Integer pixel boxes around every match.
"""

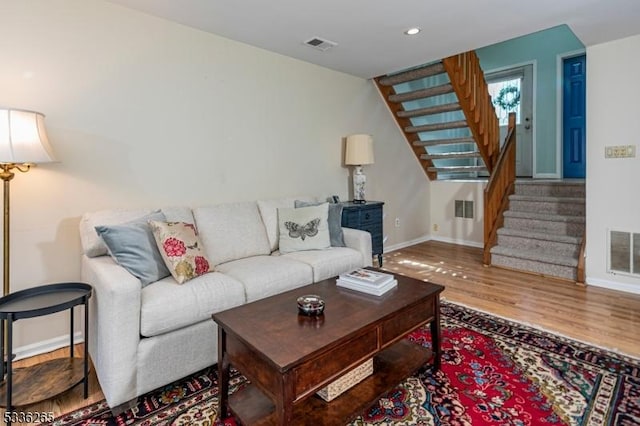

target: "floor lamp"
[0,109,56,295]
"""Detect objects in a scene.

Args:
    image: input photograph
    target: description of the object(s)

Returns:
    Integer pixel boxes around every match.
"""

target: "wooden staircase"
[374,52,586,283]
[374,51,499,180]
[374,50,515,272]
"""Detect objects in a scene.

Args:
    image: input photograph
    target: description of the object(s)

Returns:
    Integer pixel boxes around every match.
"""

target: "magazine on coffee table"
[338,269,395,287]
[337,269,397,296]
[336,277,397,296]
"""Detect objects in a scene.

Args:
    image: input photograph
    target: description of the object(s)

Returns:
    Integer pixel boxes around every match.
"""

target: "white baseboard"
[13,332,84,361]
[429,235,484,248]
[384,234,431,253]
[384,235,483,253]
[586,276,640,295]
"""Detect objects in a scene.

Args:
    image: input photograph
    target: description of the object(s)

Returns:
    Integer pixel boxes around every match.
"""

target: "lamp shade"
[0,108,56,164]
[344,134,374,166]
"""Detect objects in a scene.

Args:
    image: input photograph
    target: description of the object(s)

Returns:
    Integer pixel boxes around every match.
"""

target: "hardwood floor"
[381,241,640,358]
[2,240,639,424]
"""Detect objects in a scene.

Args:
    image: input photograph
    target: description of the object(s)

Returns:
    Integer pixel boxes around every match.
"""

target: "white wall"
[0,0,430,353]
[429,181,485,247]
[586,34,640,294]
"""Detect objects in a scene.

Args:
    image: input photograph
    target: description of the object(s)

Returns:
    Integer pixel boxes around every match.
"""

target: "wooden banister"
[483,113,517,265]
[442,51,500,172]
[576,232,586,284]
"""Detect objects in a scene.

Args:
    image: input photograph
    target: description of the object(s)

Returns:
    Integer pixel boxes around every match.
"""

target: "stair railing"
[442,51,500,172]
[577,232,586,284]
[483,113,517,265]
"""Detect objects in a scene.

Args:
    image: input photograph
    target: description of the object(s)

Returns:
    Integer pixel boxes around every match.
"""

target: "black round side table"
[0,282,92,422]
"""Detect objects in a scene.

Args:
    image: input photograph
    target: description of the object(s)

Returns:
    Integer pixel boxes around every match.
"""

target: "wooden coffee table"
[213,271,444,425]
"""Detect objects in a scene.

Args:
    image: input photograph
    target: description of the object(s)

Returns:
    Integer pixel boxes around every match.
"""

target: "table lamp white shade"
[344,134,374,166]
[344,134,374,203]
[0,109,56,164]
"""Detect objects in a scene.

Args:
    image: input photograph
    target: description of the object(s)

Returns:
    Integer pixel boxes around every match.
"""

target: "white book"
[338,269,395,287]
[337,278,397,296]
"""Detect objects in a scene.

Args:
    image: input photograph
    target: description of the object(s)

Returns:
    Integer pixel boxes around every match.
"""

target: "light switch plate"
[605,145,636,158]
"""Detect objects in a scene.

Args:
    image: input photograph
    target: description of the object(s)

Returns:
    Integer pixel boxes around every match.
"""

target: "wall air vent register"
[608,230,640,277]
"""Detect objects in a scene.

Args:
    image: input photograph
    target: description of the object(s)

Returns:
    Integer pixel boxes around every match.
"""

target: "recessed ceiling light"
[404,27,421,36]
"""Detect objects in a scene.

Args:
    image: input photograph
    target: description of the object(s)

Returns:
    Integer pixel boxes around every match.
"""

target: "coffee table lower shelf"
[229,339,432,426]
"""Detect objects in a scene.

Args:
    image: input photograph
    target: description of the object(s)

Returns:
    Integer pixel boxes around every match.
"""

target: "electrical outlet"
[605,145,636,158]
[394,217,400,228]
[433,224,439,232]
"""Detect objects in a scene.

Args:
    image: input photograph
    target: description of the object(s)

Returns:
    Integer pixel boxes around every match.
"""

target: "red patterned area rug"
[47,301,640,426]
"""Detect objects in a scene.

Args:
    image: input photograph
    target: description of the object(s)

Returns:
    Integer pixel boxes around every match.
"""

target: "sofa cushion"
[295,200,346,247]
[80,206,195,258]
[278,203,330,254]
[149,221,212,284]
[257,196,316,252]
[95,211,170,286]
[281,247,364,282]
[216,256,313,302]
[140,271,245,337]
[194,202,271,266]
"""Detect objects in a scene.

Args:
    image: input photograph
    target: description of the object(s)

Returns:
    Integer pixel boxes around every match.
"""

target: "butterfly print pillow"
[277,203,330,253]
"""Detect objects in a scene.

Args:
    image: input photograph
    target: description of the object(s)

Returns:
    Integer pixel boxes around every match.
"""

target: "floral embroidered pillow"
[149,221,212,284]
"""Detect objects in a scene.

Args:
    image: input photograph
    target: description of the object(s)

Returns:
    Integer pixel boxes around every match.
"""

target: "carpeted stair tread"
[509,194,585,203]
[515,179,585,185]
[503,210,585,223]
[496,228,582,245]
[490,246,578,268]
[514,180,586,197]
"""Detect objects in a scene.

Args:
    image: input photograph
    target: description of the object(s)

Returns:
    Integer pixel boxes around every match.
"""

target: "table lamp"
[344,134,374,203]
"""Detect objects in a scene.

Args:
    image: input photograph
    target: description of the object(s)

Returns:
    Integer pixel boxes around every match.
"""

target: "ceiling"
[108,0,640,79]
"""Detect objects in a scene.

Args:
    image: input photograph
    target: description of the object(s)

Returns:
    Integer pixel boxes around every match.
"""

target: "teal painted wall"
[476,25,584,175]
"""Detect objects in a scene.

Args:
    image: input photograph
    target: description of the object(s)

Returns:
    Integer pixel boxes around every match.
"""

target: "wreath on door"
[493,86,521,111]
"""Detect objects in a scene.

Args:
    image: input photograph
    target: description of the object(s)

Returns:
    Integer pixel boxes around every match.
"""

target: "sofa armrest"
[82,255,142,408]
[342,227,373,267]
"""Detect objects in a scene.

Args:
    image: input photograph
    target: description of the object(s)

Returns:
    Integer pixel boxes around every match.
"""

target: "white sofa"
[78,198,372,410]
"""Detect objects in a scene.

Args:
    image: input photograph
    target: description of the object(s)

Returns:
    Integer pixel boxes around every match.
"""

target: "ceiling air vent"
[304,37,337,52]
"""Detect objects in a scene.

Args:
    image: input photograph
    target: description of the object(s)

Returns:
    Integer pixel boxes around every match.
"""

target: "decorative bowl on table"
[297,294,325,316]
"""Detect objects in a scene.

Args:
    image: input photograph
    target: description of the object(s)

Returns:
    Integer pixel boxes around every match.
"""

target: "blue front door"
[563,55,586,178]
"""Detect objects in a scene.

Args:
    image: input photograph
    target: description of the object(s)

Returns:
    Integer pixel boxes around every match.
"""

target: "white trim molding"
[384,234,431,253]
[586,276,640,295]
[429,235,483,248]
[14,332,84,361]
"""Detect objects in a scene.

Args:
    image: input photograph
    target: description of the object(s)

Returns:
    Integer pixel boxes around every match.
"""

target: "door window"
[489,78,521,126]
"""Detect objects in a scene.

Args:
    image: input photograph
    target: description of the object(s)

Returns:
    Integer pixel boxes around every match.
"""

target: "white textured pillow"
[193,202,271,266]
[278,203,330,254]
[257,196,317,252]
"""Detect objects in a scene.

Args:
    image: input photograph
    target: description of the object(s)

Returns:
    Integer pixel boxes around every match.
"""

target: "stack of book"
[336,269,397,296]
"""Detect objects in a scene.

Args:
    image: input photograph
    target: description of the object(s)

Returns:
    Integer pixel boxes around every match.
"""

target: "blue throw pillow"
[294,200,345,247]
[95,211,170,286]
